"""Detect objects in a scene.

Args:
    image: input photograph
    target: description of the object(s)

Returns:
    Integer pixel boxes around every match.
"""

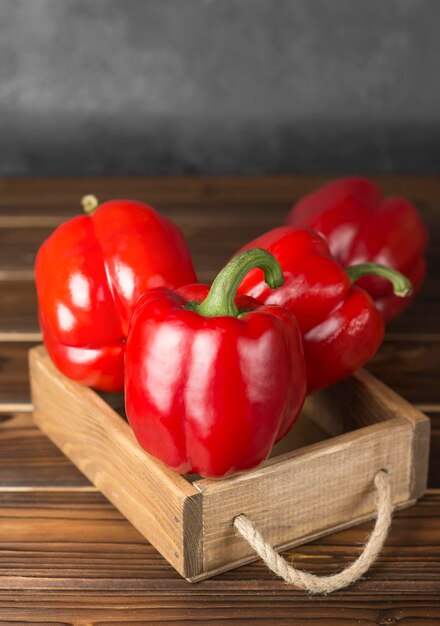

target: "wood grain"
[0,342,36,410]
[195,418,416,576]
[367,336,440,404]
[0,591,438,626]
[0,280,38,334]
[0,175,438,336]
[0,413,89,487]
[0,491,438,624]
[29,345,430,582]
[0,208,296,288]
[1,338,438,410]
[0,174,439,211]
[427,411,440,488]
[0,176,438,623]
[30,346,203,579]
[0,489,438,584]
[2,275,438,334]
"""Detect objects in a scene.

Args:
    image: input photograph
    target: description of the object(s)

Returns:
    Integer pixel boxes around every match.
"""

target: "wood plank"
[427,411,440,489]
[0,202,291,274]
[0,280,440,340]
[0,342,36,410]
[0,281,38,334]
[0,413,89,488]
[367,337,440,404]
[0,176,437,335]
[0,200,437,261]
[0,490,439,584]
[4,273,439,343]
[0,492,438,624]
[0,175,439,213]
[0,275,437,334]
[0,182,437,334]
[387,290,440,334]
[0,591,438,626]
[1,337,438,411]
[0,412,438,496]
[1,412,437,500]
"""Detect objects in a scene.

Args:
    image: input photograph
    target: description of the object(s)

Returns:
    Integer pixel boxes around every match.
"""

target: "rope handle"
[233,469,392,594]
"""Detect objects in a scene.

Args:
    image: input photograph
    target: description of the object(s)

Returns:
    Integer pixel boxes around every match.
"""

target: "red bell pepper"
[235,227,412,392]
[125,249,307,479]
[35,196,197,391]
[286,177,427,322]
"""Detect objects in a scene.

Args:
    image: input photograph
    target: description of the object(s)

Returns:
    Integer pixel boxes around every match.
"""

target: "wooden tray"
[29,345,430,582]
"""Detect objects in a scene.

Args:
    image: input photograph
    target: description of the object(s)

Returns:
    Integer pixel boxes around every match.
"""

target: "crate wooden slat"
[30,346,203,579]
[29,345,430,581]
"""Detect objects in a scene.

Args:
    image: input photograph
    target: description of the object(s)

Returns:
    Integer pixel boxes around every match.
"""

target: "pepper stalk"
[195,248,284,318]
[346,263,413,298]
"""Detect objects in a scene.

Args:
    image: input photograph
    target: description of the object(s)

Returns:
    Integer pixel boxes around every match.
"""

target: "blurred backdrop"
[1,0,439,175]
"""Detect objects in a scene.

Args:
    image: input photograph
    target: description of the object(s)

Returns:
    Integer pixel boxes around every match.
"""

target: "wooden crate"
[29,345,430,582]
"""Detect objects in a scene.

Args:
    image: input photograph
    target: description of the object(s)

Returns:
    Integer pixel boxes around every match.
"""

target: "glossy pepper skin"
[35,197,197,391]
[125,249,307,479]
[235,227,411,392]
[286,177,427,322]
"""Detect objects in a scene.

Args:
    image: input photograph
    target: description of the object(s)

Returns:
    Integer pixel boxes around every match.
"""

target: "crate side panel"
[29,346,202,578]
[306,368,423,433]
[197,418,414,573]
[352,369,431,500]
[188,498,416,582]
[410,416,430,499]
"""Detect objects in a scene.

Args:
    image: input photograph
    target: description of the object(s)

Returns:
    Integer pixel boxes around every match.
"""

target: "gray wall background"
[1,0,439,175]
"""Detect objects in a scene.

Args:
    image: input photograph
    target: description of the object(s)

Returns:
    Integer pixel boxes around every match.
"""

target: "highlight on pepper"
[35,195,197,391]
[124,248,307,479]
[287,177,427,322]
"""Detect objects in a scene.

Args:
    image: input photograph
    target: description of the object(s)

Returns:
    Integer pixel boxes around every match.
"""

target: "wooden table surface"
[0,176,439,625]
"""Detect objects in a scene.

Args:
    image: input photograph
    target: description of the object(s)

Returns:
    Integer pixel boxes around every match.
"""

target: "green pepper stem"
[346,262,413,297]
[81,194,99,215]
[196,248,284,318]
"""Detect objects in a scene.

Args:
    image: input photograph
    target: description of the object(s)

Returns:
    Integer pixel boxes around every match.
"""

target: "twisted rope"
[233,469,392,594]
